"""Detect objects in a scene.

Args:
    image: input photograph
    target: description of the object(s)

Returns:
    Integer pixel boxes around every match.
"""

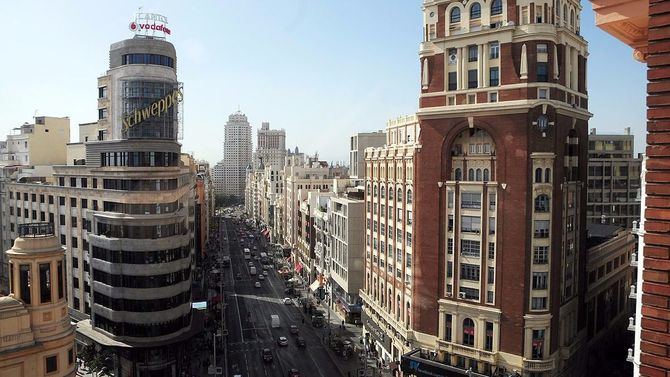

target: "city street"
[219,217,350,377]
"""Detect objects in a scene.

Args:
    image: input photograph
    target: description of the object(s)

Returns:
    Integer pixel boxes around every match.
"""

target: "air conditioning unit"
[458,292,466,299]
[446,292,453,298]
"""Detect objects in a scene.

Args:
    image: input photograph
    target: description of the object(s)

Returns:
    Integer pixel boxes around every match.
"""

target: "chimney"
[590,128,596,135]
[624,127,631,135]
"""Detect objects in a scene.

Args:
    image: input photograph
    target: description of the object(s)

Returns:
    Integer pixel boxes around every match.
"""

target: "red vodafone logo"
[129,22,137,31]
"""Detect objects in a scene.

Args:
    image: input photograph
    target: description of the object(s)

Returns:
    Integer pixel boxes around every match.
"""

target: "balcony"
[436,340,497,364]
[523,358,555,372]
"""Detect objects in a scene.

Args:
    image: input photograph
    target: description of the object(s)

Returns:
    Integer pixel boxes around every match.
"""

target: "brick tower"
[402,0,592,376]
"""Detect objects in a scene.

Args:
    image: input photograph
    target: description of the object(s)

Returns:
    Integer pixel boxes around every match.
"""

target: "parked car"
[236,273,242,280]
[289,325,299,334]
[283,298,292,305]
[255,281,261,288]
[277,336,289,346]
[296,337,306,348]
[263,270,269,276]
[258,275,265,281]
[287,369,300,377]
[248,261,254,267]
[262,348,273,362]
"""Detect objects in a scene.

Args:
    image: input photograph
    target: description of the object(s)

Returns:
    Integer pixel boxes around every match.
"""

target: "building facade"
[0,223,76,377]
[589,1,670,375]
[211,161,225,195]
[350,132,386,179]
[0,117,71,167]
[2,35,196,376]
[222,111,252,198]
[587,128,642,228]
[401,1,591,376]
[360,115,419,370]
[254,122,286,169]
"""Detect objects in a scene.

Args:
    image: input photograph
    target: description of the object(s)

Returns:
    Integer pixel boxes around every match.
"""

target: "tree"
[79,343,113,376]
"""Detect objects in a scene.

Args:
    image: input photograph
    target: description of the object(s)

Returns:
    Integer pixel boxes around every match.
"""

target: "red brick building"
[590,1,670,376]
[401,0,592,376]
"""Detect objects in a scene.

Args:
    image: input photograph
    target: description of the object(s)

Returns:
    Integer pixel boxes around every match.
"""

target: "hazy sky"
[0,1,646,165]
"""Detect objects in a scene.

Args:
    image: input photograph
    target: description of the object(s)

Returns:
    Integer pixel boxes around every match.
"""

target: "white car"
[255,281,261,288]
[258,275,265,280]
[283,297,292,305]
[262,270,268,276]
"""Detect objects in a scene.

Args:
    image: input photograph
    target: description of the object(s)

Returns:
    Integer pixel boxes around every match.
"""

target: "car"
[248,261,254,267]
[262,348,273,362]
[255,281,261,288]
[296,336,306,348]
[277,336,289,346]
[236,273,242,280]
[258,274,265,280]
[253,256,260,261]
[289,325,299,334]
[262,270,268,276]
[283,298,292,305]
[287,369,300,377]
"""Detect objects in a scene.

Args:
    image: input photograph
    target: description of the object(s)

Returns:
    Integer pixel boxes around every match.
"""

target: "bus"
[243,248,251,260]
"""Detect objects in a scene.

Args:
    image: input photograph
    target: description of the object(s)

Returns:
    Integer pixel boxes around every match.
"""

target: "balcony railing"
[523,358,555,372]
[436,340,497,364]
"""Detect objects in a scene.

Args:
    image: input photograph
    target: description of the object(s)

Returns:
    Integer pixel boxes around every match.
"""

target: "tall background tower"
[254,121,286,169]
[223,111,252,198]
[402,0,592,376]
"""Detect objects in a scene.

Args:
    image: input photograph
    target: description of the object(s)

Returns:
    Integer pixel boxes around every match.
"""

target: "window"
[445,314,453,342]
[535,168,543,183]
[98,108,108,120]
[488,267,495,284]
[531,297,547,310]
[489,217,495,234]
[448,215,454,231]
[467,70,478,89]
[60,215,65,226]
[537,43,548,54]
[98,86,107,98]
[533,246,549,264]
[39,263,51,303]
[490,67,499,86]
[533,272,548,289]
[488,242,495,259]
[532,329,545,359]
[448,238,454,254]
[461,239,481,257]
[537,62,548,82]
[470,3,481,19]
[545,168,551,183]
[68,348,74,365]
[489,41,499,59]
[534,194,550,212]
[49,195,54,204]
[487,290,494,303]
[489,92,498,103]
[448,72,457,91]
[461,216,481,233]
[463,318,475,346]
[461,192,481,209]
[46,355,58,373]
[489,193,496,209]
[460,263,480,281]
[534,220,550,238]
[447,261,453,277]
[407,189,413,204]
[485,322,494,351]
[536,5,543,23]
[491,0,503,15]
[57,262,63,299]
[70,198,77,207]
[538,88,549,99]
[71,217,77,228]
[58,177,65,186]
[467,94,476,104]
[450,8,461,23]
[468,46,478,62]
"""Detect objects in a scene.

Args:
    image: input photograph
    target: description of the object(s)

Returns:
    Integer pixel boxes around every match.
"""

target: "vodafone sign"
[130,13,171,37]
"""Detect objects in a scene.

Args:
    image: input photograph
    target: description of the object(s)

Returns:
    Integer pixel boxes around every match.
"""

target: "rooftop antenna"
[33,109,38,119]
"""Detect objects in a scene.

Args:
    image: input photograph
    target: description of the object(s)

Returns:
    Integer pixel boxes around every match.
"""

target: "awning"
[309,280,322,292]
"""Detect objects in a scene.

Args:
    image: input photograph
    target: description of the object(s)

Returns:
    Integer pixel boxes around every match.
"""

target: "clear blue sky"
[0,1,646,165]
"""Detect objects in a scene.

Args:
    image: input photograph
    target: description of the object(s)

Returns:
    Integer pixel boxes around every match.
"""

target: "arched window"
[450,8,461,23]
[463,318,475,346]
[396,295,401,320]
[406,301,411,326]
[367,184,371,194]
[470,3,481,19]
[397,188,403,202]
[563,5,567,23]
[483,168,490,182]
[468,169,475,181]
[535,194,550,212]
[389,188,394,200]
[373,185,378,197]
[570,9,575,26]
[381,186,386,199]
[407,189,413,204]
[535,168,543,183]
[545,168,551,183]
[388,288,393,311]
[455,168,462,181]
[556,0,561,17]
[476,169,482,181]
[491,0,503,15]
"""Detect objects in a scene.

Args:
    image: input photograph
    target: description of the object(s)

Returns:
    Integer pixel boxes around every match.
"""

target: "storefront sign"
[129,13,171,37]
[122,88,183,131]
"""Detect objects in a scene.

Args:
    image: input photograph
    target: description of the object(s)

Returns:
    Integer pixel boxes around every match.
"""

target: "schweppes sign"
[122,88,183,130]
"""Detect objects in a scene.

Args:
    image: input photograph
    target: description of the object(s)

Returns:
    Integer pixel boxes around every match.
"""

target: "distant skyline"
[0,1,647,165]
